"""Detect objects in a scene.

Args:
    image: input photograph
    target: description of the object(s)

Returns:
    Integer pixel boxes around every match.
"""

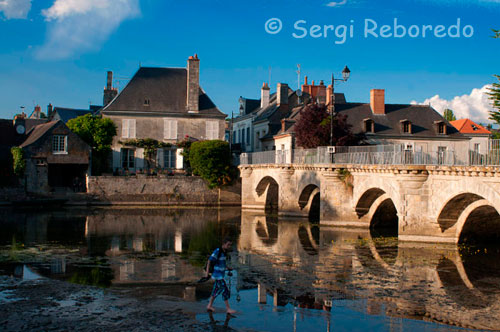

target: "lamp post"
[330,66,351,147]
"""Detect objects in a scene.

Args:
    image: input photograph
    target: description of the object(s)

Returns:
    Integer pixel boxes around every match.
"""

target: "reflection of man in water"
[206,237,236,314]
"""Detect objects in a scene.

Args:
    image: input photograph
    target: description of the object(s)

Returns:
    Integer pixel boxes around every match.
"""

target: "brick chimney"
[187,54,200,113]
[31,105,41,119]
[103,71,118,107]
[370,89,385,115]
[261,83,270,109]
[277,83,289,107]
[317,80,327,104]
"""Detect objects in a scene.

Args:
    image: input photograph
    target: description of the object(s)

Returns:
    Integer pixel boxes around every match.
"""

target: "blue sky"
[0,0,499,122]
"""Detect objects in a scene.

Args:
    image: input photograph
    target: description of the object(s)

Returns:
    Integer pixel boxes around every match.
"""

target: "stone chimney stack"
[370,89,385,115]
[47,103,53,119]
[261,83,270,109]
[187,54,200,113]
[277,83,289,107]
[103,71,118,107]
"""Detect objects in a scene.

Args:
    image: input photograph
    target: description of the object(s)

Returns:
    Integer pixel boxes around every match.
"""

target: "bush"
[189,140,236,189]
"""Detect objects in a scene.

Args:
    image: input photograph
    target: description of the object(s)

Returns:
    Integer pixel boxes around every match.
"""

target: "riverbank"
[0,276,238,331]
[0,175,242,207]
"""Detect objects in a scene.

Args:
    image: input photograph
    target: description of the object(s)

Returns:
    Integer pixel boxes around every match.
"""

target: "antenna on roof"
[268,66,272,88]
[139,61,142,68]
[296,64,301,90]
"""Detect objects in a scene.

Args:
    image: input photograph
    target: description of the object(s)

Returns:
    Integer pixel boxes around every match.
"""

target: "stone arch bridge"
[239,164,500,244]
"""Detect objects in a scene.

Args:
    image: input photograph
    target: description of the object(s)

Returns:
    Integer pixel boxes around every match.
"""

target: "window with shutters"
[121,148,135,169]
[163,149,177,168]
[121,119,136,138]
[206,121,219,140]
[52,135,67,154]
[163,119,178,140]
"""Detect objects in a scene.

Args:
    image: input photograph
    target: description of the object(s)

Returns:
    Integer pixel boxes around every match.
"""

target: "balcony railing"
[240,144,500,167]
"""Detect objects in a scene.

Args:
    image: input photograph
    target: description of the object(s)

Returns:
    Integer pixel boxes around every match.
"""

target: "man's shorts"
[211,279,230,301]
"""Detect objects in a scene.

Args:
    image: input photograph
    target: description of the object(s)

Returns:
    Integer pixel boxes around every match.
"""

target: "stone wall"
[87,175,241,206]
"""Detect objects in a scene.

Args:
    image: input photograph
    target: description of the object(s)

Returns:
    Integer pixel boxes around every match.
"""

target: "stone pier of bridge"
[239,164,500,244]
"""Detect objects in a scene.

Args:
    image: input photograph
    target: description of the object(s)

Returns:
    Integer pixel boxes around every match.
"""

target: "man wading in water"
[205,237,236,314]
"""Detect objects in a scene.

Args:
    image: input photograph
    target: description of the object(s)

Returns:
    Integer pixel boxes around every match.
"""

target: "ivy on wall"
[10,147,25,177]
[119,138,173,169]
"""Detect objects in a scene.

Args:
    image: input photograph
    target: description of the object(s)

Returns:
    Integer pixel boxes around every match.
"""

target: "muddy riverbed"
[1,207,499,331]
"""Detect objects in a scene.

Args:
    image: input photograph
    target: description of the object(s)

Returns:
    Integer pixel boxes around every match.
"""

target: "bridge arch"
[437,193,484,232]
[298,184,321,222]
[355,188,399,236]
[355,188,386,218]
[255,176,279,212]
[455,200,500,244]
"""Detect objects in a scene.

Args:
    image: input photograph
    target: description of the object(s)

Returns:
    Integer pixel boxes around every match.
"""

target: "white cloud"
[0,0,31,19]
[411,85,495,123]
[36,0,140,60]
[326,0,347,7]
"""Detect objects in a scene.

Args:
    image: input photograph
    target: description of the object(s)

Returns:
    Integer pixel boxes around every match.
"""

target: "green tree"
[67,114,117,175]
[489,30,500,124]
[189,140,236,189]
[443,109,456,121]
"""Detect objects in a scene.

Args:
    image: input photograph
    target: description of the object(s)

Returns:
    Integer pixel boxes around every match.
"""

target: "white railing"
[240,144,500,167]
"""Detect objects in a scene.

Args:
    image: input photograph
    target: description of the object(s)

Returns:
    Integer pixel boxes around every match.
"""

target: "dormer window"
[363,118,375,133]
[434,121,447,135]
[400,119,412,134]
[144,99,150,106]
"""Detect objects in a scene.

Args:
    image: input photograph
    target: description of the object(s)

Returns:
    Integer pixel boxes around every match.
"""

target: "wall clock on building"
[16,124,25,134]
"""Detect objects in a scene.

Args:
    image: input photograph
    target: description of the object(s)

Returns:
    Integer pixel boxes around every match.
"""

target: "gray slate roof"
[20,121,59,148]
[278,102,464,140]
[53,107,94,123]
[102,67,225,118]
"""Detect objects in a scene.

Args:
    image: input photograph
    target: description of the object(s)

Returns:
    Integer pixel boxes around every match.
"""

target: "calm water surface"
[0,207,499,331]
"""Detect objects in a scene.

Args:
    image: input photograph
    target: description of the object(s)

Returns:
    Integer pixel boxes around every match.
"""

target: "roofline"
[101,110,227,119]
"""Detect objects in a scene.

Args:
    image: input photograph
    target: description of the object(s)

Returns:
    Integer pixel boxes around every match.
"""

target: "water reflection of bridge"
[237,211,500,330]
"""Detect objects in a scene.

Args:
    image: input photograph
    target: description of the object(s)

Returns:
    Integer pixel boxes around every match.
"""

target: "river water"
[0,207,499,331]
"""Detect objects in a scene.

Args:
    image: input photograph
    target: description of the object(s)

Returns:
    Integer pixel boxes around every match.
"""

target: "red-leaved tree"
[294,103,361,148]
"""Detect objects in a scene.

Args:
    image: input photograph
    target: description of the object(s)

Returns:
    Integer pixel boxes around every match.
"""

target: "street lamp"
[330,66,351,147]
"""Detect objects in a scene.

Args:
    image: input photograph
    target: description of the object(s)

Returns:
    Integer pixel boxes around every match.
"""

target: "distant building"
[19,120,91,194]
[100,54,226,172]
[450,119,491,153]
[49,106,100,123]
[274,88,470,160]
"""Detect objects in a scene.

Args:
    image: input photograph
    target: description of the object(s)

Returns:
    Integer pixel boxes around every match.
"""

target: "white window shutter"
[122,119,129,138]
[172,120,178,140]
[213,121,219,140]
[130,119,136,138]
[164,119,170,139]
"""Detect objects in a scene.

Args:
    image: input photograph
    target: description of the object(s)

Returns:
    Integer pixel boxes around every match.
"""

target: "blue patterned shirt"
[209,248,227,280]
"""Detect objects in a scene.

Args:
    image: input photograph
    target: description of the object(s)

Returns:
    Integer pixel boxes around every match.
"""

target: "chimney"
[32,105,41,119]
[317,80,327,104]
[370,89,385,115]
[187,54,200,113]
[277,83,289,107]
[261,83,270,109]
[103,71,118,107]
[47,103,53,119]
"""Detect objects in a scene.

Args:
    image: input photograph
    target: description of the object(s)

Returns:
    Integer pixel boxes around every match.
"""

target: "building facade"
[100,55,226,173]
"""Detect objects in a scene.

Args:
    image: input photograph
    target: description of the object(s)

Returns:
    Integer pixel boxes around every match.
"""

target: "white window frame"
[52,135,67,154]
[163,148,177,169]
[121,148,135,170]
[163,119,178,140]
[122,119,136,138]
[206,121,219,140]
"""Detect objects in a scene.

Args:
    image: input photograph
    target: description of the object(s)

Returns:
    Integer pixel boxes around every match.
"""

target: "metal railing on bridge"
[240,143,500,167]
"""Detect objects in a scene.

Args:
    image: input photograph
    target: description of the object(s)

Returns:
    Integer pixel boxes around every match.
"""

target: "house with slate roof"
[19,120,91,194]
[49,106,101,123]
[450,119,491,154]
[100,54,226,172]
[274,88,470,162]
[233,77,332,154]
